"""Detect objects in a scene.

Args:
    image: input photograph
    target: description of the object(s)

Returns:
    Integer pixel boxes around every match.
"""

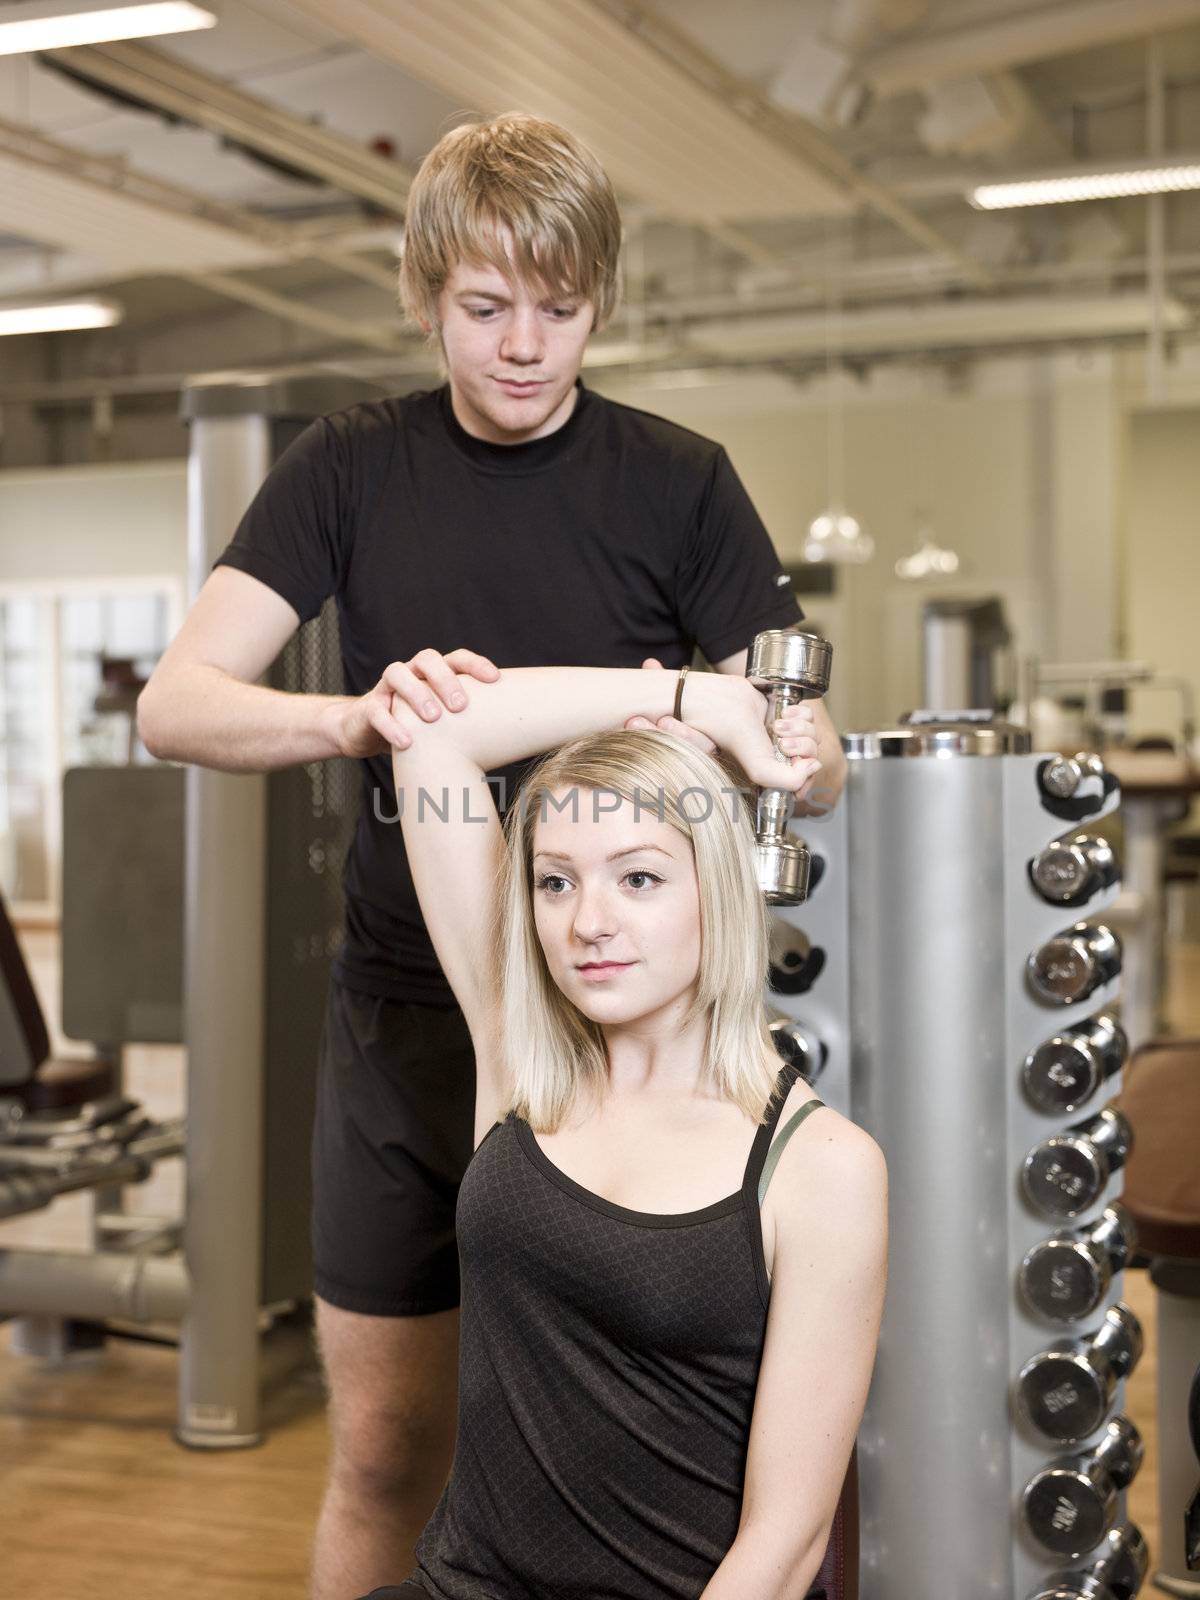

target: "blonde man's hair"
[399,112,622,332]
[496,730,783,1135]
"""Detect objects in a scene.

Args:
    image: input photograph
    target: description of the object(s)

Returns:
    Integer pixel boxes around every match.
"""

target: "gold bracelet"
[674,664,690,722]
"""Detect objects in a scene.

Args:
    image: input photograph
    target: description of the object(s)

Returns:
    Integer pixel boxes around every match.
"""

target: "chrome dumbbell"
[745,629,832,906]
[768,1016,827,1085]
[1022,1417,1144,1560]
[1020,1205,1137,1323]
[1017,1303,1144,1444]
[1023,1015,1129,1116]
[1029,834,1120,908]
[1022,1106,1134,1220]
[1028,924,1122,1008]
[1025,1523,1148,1600]
[1039,753,1112,813]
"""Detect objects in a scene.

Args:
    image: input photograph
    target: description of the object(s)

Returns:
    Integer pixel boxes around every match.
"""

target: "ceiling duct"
[276,0,849,223]
[686,293,1190,360]
[858,0,1200,97]
[49,39,413,212]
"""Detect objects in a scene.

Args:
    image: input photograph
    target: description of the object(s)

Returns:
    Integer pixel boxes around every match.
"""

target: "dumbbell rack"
[1005,750,1143,1600]
[766,718,1144,1599]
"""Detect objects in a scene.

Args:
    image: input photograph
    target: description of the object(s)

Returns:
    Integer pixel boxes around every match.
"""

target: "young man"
[138,113,846,1599]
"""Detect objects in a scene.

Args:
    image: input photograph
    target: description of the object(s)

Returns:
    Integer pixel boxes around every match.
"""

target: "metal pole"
[1147,36,1167,405]
[847,731,1013,1596]
[0,1251,187,1322]
[176,410,270,1449]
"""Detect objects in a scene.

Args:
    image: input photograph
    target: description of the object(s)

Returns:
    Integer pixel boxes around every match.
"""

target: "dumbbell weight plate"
[756,837,811,905]
[1024,1461,1119,1558]
[1023,1017,1127,1116]
[1023,1136,1109,1220]
[1022,1110,1132,1221]
[1027,925,1121,1007]
[1020,1207,1134,1324]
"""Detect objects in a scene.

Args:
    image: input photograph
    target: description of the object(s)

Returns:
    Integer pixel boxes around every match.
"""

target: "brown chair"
[1118,1040,1200,1595]
[811,1450,859,1599]
[0,888,114,1115]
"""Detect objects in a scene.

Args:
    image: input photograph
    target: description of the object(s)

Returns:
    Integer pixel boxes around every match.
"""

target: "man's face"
[434,258,594,445]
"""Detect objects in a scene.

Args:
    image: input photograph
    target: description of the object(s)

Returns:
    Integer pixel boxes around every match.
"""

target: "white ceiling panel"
[277,0,851,222]
[0,152,276,273]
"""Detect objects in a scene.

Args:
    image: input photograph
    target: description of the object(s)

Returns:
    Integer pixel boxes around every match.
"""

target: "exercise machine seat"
[0,889,115,1114]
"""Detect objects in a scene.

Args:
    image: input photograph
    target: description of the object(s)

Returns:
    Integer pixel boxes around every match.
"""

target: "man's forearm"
[137,661,349,774]
[794,696,847,817]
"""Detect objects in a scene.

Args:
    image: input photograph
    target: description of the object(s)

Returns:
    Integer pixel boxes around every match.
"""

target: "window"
[0,582,178,915]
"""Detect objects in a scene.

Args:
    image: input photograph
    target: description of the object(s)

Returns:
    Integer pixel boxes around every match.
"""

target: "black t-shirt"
[216,382,802,1003]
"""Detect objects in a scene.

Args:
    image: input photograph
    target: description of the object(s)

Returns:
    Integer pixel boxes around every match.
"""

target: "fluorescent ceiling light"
[0,297,123,335]
[971,159,1200,209]
[0,0,216,55]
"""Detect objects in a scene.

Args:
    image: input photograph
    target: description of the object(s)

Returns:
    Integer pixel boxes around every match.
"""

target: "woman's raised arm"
[390,665,819,1141]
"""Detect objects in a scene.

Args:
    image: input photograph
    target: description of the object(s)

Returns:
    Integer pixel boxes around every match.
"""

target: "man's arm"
[137,566,498,773]
[713,646,847,814]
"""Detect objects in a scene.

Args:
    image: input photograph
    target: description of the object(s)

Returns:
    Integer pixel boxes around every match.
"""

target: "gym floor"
[0,929,1194,1598]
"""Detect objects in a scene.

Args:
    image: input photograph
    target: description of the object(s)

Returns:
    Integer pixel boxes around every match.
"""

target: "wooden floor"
[1,932,1196,1598]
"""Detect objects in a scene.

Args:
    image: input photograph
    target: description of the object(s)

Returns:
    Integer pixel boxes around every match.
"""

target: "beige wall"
[596,350,1121,732]
[0,459,188,591]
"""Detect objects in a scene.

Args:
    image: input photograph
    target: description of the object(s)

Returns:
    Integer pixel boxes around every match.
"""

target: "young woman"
[361,662,887,1600]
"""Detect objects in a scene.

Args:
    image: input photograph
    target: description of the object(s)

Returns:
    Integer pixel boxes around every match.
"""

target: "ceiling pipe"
[858,0,1200,97]
[588,0,995,287]
[51,40,413,213]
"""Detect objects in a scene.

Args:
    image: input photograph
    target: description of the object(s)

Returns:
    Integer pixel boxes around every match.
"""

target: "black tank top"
[411,1060,817,1600]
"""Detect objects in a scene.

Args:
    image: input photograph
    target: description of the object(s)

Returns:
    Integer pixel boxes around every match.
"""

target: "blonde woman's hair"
[496,729,782,1134]
[398,112,622,333]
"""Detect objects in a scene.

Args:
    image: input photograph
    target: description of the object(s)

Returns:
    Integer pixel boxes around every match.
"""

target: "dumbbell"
[768,1016,827,1085]
[1029,834,1120,908]
[746,629,833,905]
[1025,1523,1148,1600]
[1028,924,1122,1007]
[1023,1015,1128,1116]
[1022,1106,1134,1220]
[1017,1303,1144,1444]
[1020,1204,1137,1323]
[1043,755,1120,819]
[1023,1416,1144,1559]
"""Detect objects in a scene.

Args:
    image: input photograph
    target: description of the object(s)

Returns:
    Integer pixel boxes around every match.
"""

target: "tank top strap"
[756,1096,826,1207]
[742,1059,804,1200]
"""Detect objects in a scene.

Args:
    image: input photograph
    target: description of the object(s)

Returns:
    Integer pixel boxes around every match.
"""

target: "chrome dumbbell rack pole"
[1006,750,1134,1599]
[837,720,1137,1598]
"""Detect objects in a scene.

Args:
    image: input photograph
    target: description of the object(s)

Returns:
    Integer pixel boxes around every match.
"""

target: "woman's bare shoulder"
[768,1086,887,1212]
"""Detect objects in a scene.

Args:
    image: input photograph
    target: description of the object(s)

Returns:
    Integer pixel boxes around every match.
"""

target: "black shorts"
[312,979,476,1316]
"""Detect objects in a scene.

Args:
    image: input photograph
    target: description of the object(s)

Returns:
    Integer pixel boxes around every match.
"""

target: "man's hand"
[327,648,500,758]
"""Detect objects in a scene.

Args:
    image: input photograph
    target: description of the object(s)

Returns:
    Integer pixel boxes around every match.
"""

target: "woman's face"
[530,788,702,1028]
